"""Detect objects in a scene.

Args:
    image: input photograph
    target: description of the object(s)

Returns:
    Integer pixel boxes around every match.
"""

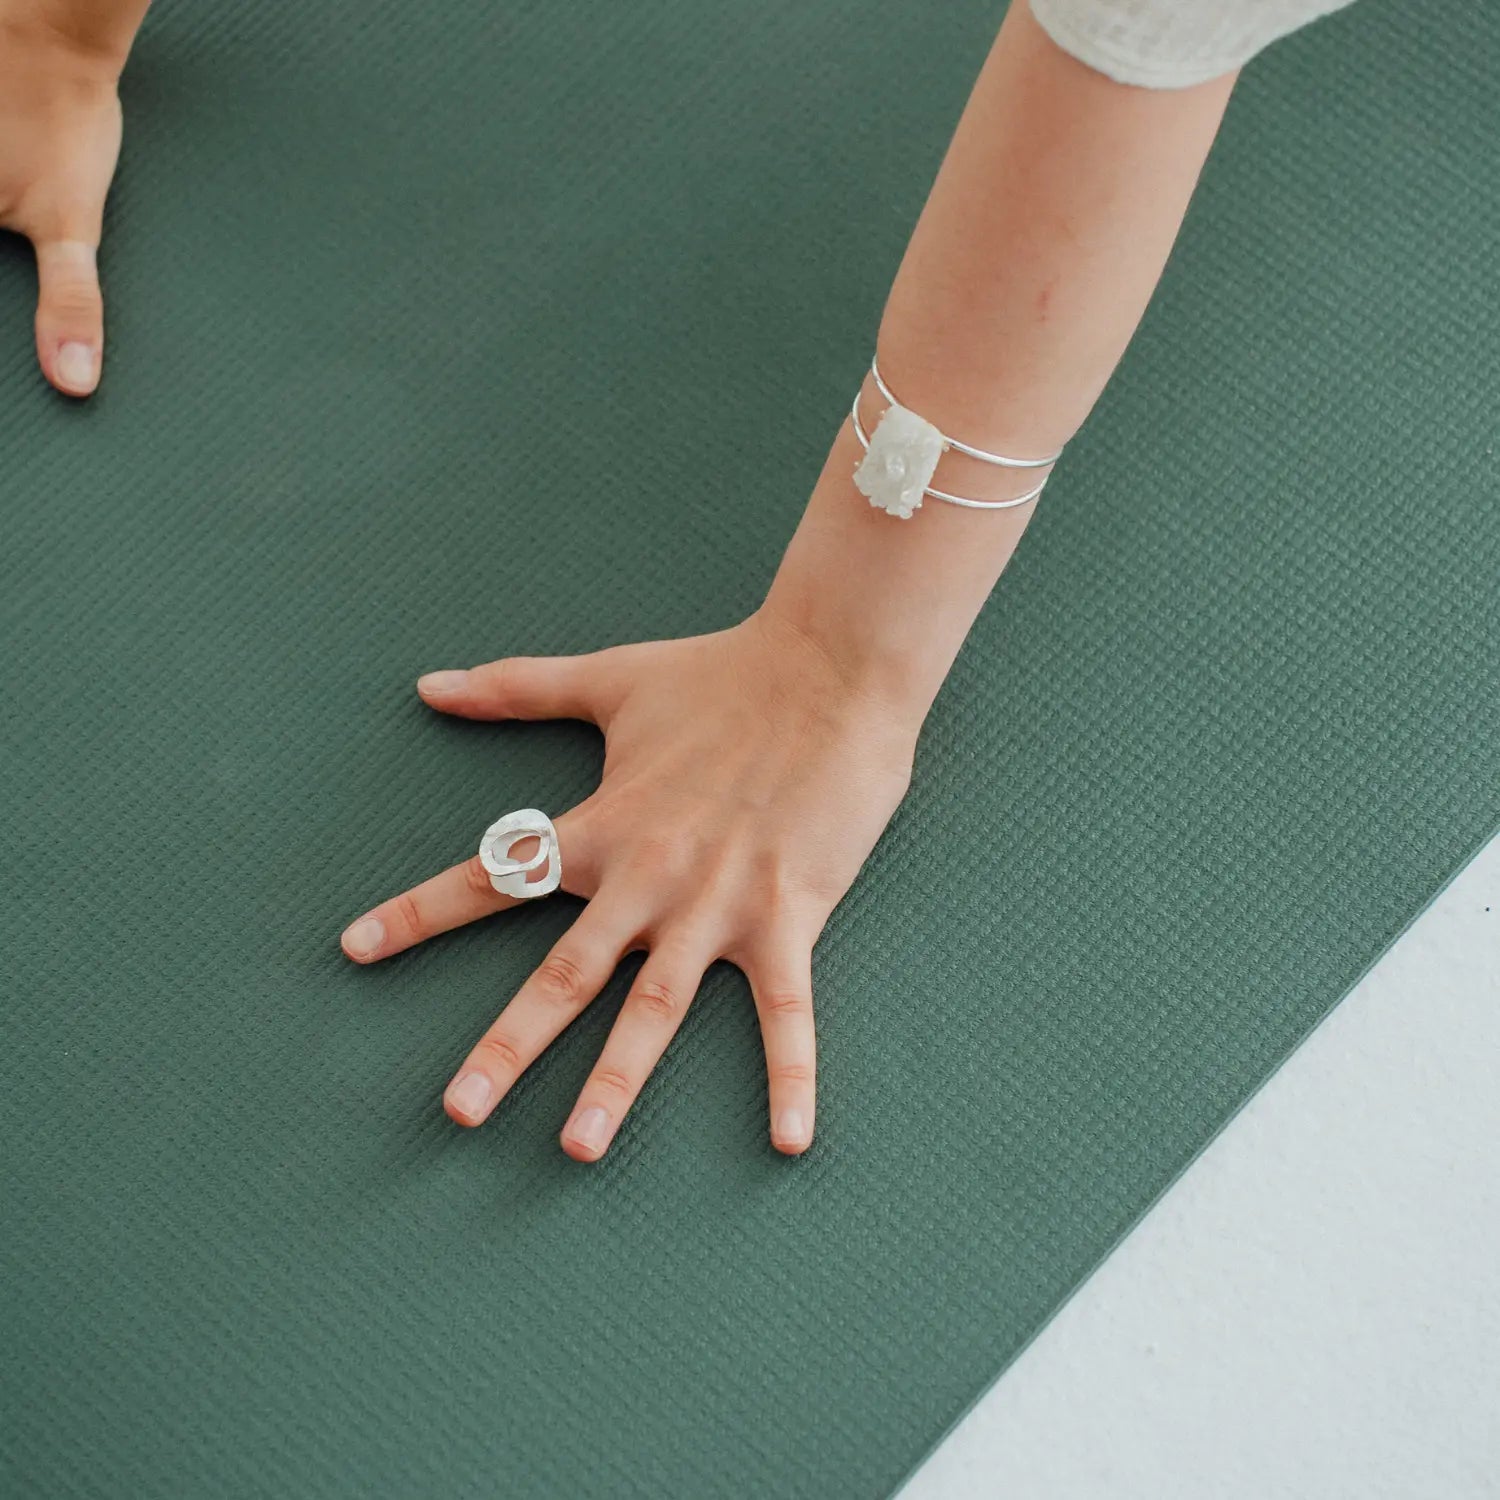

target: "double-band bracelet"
[851,354,1065,519]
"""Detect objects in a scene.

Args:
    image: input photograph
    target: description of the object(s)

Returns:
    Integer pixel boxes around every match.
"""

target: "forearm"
[763,0,1237,721]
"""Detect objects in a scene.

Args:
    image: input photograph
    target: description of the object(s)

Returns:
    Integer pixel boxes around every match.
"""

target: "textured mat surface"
[2,1,1495,1496]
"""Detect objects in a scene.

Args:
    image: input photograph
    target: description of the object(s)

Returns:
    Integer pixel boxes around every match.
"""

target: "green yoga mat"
[3,0,1495,1494]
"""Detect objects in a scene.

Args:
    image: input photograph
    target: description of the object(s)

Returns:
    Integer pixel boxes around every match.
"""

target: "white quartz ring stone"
[478,809,562,899]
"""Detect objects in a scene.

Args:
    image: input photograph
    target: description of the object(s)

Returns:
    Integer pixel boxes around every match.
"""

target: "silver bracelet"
[851,354,1065,519]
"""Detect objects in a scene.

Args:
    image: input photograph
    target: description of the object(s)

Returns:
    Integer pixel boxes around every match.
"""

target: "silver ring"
[478,809,561,899]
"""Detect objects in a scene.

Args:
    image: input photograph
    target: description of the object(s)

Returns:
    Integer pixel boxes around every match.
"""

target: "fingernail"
[774,1108,808,1149]
[418,670,469,695]
[56,342,98,393]
[567,1105,610,1154]
[342,916,385,960]
[446,1071,494,1121]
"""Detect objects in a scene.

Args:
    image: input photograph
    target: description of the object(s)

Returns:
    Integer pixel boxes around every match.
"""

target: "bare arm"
[765,0,1237,718]
[349,3,1245,1160]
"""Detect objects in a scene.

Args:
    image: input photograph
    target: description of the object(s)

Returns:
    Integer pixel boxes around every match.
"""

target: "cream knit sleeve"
[1028,0,1361,88]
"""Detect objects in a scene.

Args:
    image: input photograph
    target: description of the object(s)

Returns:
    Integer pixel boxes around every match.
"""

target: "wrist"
[754,581,956,735]
[760,417,1031,724]
[747,595,936,734]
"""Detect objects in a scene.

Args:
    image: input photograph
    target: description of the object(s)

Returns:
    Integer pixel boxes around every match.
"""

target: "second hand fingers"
[443,898,644,1127]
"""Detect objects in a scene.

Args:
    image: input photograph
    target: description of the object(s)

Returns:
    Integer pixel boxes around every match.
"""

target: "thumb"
[417,651,622,725]
[34,240,104,397]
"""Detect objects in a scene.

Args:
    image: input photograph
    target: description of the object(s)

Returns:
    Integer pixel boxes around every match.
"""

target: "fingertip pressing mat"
[2,1,1496,1495]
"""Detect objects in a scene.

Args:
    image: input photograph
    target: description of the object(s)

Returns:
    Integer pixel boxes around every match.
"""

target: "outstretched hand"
[0,13,129,396]
[340,612,920,1160]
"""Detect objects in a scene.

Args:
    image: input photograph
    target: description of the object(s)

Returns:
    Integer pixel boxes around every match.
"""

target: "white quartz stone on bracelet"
[850,353,1067,517]
[852,402,946,519]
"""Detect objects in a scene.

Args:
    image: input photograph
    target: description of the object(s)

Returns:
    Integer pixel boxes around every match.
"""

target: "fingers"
[340,808,596,963]
[442,898,644,1127]
[559,933,714,1162]
[746,935,818,1155]
[416,652,618,725]
[33,240,104,397]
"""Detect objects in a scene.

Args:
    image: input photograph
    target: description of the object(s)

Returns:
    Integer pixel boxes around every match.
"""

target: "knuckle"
[759,989,813,1019]
[45,278,102,323]
[769,1062,815,1086]
[589,1067,635,1101]
[649,928,707,968]
[534,952,588,1007]
[698,843,742,894]
[462,853,496,902]
[764,865,836,917]
[473,657,515,705]
[390,890,423,943]
[629,831,687,879]
[474,1032,523,1076]
[628,977,684,1023]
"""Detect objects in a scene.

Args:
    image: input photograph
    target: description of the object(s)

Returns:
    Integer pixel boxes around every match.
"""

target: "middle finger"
[442,894,644,1126]
[560,931,717,1162]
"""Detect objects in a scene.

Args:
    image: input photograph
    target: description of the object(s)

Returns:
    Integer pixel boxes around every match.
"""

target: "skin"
[344,616,919,1158]
[0,1,147,394]
[4,0,1240,1157]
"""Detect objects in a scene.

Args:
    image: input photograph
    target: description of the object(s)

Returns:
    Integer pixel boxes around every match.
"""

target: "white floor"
[902,832,1500,1499]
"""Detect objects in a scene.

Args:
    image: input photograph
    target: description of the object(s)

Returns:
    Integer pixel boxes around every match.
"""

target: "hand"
[0,13,130,396]
[340,610,919,1159]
